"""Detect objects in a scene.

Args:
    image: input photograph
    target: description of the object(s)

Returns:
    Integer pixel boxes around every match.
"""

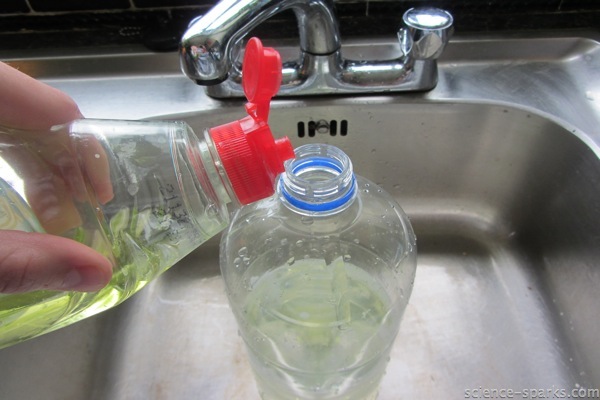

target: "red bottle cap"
[209,37,295,205]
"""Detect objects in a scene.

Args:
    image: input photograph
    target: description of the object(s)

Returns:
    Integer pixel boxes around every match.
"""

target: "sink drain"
[297,119,348,137]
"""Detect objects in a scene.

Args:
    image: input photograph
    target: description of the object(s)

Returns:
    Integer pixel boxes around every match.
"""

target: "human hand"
[0,61,113,294]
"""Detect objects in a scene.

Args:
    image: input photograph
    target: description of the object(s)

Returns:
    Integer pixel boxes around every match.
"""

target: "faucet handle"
[398,7,454,60]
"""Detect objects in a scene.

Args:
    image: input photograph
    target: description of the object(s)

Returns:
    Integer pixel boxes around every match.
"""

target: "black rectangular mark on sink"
[296,119,349,138]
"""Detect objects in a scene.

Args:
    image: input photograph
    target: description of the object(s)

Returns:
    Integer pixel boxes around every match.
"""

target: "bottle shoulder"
[224,174,416,252]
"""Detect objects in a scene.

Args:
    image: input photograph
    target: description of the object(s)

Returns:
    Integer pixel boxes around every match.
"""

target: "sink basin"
[0,34,599,399]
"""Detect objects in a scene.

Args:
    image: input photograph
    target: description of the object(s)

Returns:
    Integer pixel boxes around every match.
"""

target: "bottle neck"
[278,144,356,215]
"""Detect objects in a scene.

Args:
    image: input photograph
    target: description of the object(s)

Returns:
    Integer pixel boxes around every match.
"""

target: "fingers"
[24,172,83,234]
[1,133,83,234]
[0,62,116,295]
[75,135,114,204]
[0,231,113,294]
[0,62,114,205]
[0,62,82,130]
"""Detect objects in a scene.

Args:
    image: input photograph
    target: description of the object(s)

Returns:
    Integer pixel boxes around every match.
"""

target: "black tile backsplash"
[0,0,29,14]
[29,0,130,12]
[0,0,598,52]
[134,0,206,8]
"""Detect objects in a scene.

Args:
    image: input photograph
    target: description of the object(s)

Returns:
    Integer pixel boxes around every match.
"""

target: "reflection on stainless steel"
[180,0,453,96]
[0,34,599,399]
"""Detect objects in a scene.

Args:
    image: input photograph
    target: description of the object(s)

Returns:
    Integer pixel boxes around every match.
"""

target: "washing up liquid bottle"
[0,38,294,349]
[220,143,417,400]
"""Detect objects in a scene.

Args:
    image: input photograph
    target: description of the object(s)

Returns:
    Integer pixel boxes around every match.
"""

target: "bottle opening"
[279,144,356,213]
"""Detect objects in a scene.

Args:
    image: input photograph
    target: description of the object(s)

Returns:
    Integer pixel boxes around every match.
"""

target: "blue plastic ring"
[280,157,356,212]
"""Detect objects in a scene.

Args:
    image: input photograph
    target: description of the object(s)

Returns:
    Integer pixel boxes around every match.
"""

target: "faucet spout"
[180,0,340,85]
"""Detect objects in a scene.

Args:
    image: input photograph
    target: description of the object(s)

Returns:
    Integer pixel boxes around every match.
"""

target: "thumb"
[0,231,113,294]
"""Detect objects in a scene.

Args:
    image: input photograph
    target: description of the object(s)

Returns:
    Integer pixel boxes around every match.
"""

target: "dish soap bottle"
[220,143,417,400]
[0,38,294,349]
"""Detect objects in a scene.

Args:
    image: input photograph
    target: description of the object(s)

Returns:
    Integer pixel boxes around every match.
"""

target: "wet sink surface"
[1,36,600,399]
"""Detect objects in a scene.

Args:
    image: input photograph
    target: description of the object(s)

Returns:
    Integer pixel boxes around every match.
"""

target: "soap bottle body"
[0,119,233,348]
[0,37,294,350]
[221,144,417,400]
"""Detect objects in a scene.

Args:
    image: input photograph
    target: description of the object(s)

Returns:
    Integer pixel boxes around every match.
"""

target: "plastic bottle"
[0,38,294,349]
[220,143,417,400]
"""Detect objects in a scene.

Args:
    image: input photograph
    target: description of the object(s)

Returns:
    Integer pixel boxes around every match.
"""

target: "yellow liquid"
[0,218,201,349]
[241,257,399,400]
[0,185,222,349]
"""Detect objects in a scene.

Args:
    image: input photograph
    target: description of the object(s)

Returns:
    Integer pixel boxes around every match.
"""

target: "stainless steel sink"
[1,34,599,399]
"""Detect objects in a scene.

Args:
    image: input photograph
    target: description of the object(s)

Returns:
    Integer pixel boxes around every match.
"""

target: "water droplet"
[233,257,242,268]
[301,216,314,225]
[343,254,352,262]
[264,237,273,245]
[287,256,295,265]
[127,183,138,196]
[238,246,248,257]
[296,239,304,247]
[280,238,288,246]
[94,153,100,159]
[353,238,360,244]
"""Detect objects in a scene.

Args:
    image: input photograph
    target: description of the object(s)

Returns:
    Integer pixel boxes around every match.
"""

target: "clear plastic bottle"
[0,38,294,349]
[220,143,417,400]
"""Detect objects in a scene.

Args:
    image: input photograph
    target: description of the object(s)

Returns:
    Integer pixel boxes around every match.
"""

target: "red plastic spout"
[242,38,282,121]
[208,38,295,205]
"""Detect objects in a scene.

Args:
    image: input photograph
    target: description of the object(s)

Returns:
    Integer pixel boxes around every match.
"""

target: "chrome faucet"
[180,0,453,97]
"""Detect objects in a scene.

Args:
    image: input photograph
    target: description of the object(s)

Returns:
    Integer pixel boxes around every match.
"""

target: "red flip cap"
[209,37,295,205]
